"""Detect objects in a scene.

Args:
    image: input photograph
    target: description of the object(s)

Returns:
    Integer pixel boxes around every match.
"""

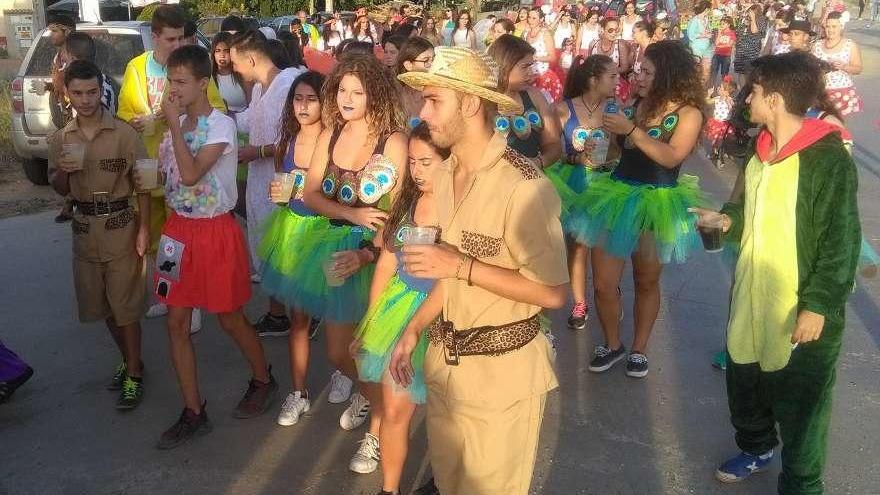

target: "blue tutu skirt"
[545,160,604,240]
[575,174,705,264]
[354,274,429,404]
[259,211,373,323]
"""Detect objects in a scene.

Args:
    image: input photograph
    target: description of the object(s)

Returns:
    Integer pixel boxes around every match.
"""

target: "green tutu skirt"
[258,209,374,323]
[575,174,705,264]
[354,274,429,403]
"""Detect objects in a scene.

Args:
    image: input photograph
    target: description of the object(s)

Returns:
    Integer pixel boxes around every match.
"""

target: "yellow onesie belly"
[727,154,800,372]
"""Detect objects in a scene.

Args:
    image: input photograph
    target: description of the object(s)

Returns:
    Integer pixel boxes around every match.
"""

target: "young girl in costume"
[301,54,408,473]
[546,54,620,331]
[581,40,706,378]
[352,122,448,493]
[487,34,562,169]
[255,71,329,427]
[704,75,737,168]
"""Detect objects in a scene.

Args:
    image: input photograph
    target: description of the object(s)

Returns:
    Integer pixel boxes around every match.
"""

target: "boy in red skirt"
[152,45,277,449]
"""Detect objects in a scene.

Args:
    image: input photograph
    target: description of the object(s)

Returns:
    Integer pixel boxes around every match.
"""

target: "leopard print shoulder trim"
[461,230,503,259]
[503,147,542,181]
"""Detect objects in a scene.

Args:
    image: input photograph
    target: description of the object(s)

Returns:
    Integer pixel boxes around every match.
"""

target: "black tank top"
[612,104,687,186]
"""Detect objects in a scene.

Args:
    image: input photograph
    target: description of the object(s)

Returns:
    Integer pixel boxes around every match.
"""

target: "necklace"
[824,37,844,51]
[580,94,602,117]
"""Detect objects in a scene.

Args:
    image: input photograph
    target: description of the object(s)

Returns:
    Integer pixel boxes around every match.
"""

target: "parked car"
[11,20,212,186]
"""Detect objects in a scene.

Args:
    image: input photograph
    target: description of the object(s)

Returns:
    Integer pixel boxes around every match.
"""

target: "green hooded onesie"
[720,119,860,495]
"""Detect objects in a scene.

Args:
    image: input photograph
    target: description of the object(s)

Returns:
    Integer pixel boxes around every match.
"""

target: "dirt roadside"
[0,154,65,220]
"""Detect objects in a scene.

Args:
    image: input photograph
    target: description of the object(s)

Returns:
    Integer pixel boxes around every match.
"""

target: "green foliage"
[135,0,201,22]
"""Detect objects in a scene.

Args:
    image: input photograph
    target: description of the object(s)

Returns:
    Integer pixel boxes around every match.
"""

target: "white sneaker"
[250,273,262,284]
[145,303,168,319]
[190,308,202,335]
[339,392,370,431]
[277,391,311,426]
[348,432,380,474]
[328,370,353,404]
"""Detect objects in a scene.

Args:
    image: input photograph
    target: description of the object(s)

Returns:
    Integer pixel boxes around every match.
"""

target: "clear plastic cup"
[323,259,346,287]
[403,226,439,245]
[141,114,156,136]
[62,143,85,171]
[272,172,296,204]
[134,158,159,191]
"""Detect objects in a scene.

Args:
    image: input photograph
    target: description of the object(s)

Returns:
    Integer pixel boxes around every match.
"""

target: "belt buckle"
[442,323,460,366]
[92,191,111,217]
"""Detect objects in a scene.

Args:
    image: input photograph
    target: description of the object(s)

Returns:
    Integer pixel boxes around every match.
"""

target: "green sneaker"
[116,375,144,410]
[107,362,126,391]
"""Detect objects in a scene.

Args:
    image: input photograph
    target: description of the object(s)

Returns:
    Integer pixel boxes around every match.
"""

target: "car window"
[25,29,144,84]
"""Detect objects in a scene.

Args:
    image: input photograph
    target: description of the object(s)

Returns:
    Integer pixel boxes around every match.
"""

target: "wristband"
[625,125,637,137]
[467,257,475,286]
[455,254,467,280]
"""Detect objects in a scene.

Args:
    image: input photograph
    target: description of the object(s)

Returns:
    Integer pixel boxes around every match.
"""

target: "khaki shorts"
[73,252,145,326]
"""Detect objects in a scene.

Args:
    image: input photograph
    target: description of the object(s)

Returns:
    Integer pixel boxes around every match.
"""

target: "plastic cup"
[697,214,725,253]
[62,143,85,171]
[403,226,439,245]
[141,114,156,136]
[272,172,296,204]
[134,158,159,191]
[323,258,346,287]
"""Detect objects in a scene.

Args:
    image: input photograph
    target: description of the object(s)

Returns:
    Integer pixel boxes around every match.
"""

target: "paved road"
[2,28,880,495]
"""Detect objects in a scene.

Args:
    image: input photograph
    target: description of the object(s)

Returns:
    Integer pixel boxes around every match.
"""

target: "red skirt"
[154,212,251,313]
[704,118,733,146]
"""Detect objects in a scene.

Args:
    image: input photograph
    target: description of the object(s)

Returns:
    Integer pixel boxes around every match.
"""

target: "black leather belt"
[73,199,130,216]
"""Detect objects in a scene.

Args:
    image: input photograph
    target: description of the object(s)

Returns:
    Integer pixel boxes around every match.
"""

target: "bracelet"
[455,254,467,280]
[625,125,637,137]
[466,257,475,286]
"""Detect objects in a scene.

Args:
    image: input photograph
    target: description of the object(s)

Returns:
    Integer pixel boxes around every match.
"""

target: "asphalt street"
[2,27,879,495]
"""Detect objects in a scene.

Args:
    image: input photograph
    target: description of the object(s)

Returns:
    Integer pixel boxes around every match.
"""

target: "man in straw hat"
[389,46,569,495]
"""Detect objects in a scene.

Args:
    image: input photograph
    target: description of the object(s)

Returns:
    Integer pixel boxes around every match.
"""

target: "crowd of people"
[0,1,875,494]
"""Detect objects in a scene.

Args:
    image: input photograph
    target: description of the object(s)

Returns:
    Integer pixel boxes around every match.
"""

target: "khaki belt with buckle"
[427,315,541,365]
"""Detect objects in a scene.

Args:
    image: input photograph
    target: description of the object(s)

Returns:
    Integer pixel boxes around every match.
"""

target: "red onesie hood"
[755,118,840,164]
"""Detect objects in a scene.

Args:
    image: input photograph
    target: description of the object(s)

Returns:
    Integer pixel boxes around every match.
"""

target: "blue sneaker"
[715,450,774,483]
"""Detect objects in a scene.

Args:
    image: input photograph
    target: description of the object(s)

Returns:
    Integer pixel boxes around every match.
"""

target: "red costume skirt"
[154,212,251,313]
[827,87,862,116]
[704,118,733,146]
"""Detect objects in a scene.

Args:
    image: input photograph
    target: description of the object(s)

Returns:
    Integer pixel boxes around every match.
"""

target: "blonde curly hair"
[322,53,404,137]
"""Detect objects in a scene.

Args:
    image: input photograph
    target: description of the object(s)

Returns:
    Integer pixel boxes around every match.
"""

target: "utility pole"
[33,0,46,30]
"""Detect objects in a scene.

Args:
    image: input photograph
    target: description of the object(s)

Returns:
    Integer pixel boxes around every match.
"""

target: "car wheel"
[22,158,49,186]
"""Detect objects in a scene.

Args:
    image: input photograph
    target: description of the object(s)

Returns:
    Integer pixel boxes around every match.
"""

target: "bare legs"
[569,241,591,304]
[167,306,269,413]
[591,235,664,353]
[379,383,417,493]
[287,309,312,392]
[106,318,142,377]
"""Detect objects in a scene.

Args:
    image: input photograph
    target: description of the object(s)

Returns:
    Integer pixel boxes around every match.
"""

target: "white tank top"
[452,28,471,47]
[812,39,856,89]
[579,25,600,50]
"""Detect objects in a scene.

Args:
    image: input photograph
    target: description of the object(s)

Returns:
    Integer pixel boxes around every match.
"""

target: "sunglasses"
[606,27,619,33]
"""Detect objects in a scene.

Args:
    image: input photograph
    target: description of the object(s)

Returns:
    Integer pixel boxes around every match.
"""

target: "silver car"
[10,21,151,185]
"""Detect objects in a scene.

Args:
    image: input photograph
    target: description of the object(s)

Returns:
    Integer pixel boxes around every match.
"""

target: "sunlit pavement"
[2,27,879,495]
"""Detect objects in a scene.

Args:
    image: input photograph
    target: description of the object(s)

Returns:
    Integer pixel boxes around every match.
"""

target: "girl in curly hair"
[577,40,707,378]
[301,52,408,473]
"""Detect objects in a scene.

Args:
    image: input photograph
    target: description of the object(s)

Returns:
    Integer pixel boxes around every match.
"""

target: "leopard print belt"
[427,315,540,365]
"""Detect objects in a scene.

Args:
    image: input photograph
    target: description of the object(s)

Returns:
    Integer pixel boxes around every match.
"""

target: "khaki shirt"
[49,110,147,263]
[435,133,569,329]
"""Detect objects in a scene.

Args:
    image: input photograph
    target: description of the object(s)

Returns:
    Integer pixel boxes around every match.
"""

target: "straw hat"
[398,46,523,115]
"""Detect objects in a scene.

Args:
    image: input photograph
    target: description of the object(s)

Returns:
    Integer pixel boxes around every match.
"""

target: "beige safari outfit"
[425,133,569,495]
[48,110,148,326]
